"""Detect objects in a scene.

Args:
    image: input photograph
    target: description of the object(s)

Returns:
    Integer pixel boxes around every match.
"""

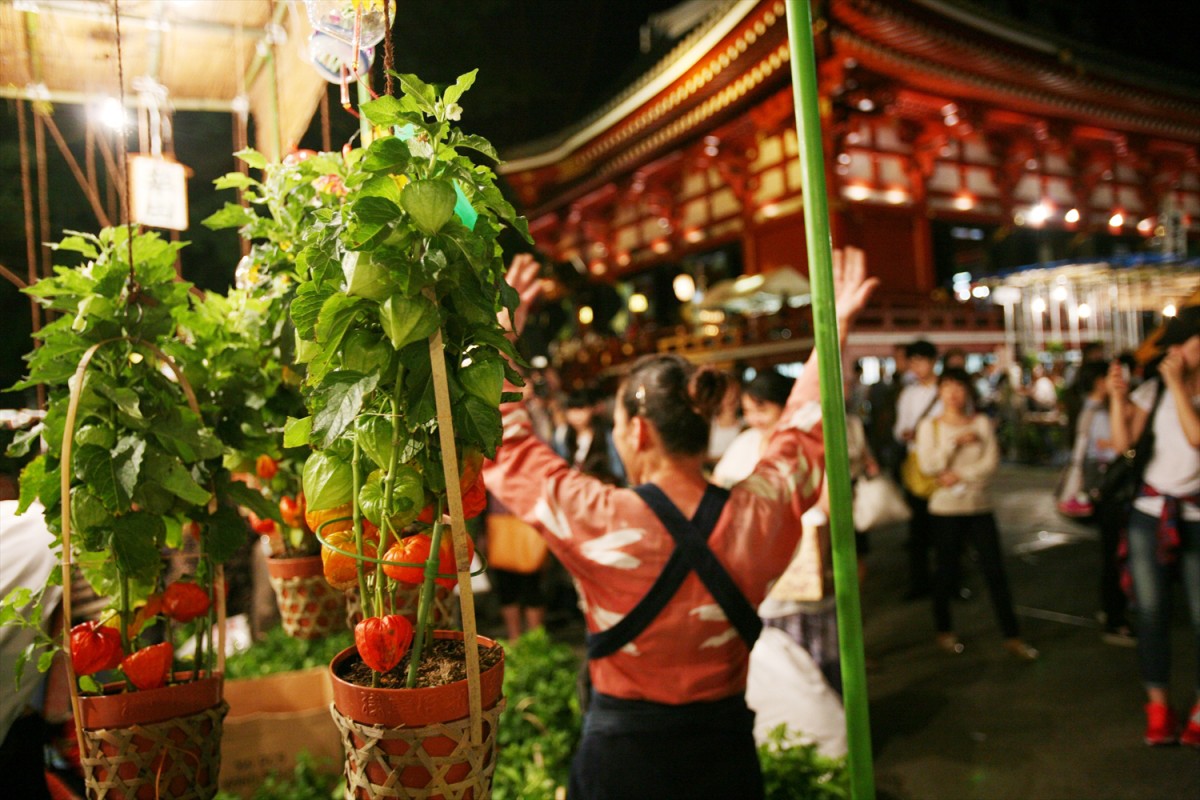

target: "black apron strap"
[586,483,761,660]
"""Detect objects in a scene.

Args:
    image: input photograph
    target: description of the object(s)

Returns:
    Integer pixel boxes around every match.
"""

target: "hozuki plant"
[285,70,529,686]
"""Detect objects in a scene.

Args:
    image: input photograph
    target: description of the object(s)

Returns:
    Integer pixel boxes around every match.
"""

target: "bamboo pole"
[783,3,874,799]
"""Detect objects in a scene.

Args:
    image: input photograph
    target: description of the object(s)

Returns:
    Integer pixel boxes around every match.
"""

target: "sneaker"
[1182,703,1200,749]
[1057,496,1094,518]
[1101,626,1137,647]
[1003,638,1039,662]
[936,633,964,655]
[1144,702,1179,746]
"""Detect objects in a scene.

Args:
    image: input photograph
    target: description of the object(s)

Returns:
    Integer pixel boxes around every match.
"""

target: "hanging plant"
[287,67,529,683]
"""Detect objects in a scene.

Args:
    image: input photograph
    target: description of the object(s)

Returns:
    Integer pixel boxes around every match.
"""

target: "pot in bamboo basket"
[1,228,273,798]
[284,69,532,798]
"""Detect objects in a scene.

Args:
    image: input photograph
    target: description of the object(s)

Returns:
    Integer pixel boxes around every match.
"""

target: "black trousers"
[0,713,52,800]
[569,691,763,800]
[1096,498,1129,628]
[904,490,932,593]
[931,512,1020,638]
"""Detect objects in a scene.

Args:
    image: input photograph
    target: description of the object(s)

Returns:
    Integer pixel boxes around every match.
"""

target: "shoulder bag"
[900,415,941,499]
[1095,380,1164,510]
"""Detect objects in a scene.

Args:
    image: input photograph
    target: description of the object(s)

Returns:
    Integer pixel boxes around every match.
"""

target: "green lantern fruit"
[400,179,457,236]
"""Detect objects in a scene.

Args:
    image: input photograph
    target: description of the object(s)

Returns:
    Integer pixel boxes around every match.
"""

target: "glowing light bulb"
[1064,208,1080,224]
[673,274,696,303]
[1077,303,1091,319]
[628,293,649,314]
[1031,297,1047,314]
[1163,304,1178,318]
[578,305,594,325]
[1108,212,1124,228]
[99,97,128,130]
[1028,202,1051,226]
[1051,286,1068,302]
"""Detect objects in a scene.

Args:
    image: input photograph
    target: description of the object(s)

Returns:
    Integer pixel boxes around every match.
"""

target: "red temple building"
[498,0,1200,377]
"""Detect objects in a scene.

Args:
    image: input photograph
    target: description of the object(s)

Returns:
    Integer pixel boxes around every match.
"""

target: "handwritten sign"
[130,156,188,231]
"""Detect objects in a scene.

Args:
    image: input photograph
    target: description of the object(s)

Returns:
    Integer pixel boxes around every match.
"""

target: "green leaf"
[354,415,394,470]
[394,72,439,114]
[142,446,212,507]
[342,251,396,302]
[458,395,503,458]
[451,133,499,162]
[308,293,364,384]
[357,470,386,526]
[379,293,440,351]
[75,444,129,511]
[283,416,313,448]
[291,281,335,340]
[442,69,478,107]
[311,371,380,449]
[71,487,114,551]
[302,451,354,512]
[37,649,55,673]
[6,423,42,458]
[204,503,248,565]
[79,675,102,693]
[217,473,283,524]
[53,235,100,258]
[359,174,404,206]
[361,138,412,173]
[360,95,407,127]
[460,357,505,406]
[235,148,268,170]
[401,179,457,236]
[110,512,165,583]
[202,202,257,231]
[353,195,401,227]
[112,435,147,500]
[213,172,259,191]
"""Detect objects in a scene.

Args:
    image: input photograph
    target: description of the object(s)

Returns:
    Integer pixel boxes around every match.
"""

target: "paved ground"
[862,464,1198,800]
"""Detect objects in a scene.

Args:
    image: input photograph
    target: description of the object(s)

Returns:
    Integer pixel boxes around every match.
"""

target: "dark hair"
[1159,305,1200,348]
[906,339,937,361]
[940,347,967,369]
[743,369,795,408]
[1077,361,1108,393]
[565,390,594,410]
[619,355,728,456]
[937,366,978,407]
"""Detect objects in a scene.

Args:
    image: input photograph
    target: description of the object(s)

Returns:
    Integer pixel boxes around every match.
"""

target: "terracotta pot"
[76,674,227,800]
[266,555,345,639]
[329,632,505,799]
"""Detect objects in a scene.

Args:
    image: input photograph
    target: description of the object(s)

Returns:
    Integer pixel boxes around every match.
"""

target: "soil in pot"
[335,639,503,689]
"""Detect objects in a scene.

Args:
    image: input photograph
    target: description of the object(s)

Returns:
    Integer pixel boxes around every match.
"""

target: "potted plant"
[285,69,529,798]
[1,226,282,798]
[204,148,356,639]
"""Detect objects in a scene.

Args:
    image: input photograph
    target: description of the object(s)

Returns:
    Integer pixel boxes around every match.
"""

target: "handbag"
[1095,380,1164,509]
[853,474,912,530]
[900,418,941,499]
[485,513,549,574]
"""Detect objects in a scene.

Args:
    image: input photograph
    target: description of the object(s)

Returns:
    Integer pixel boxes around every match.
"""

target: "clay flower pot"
[75,674,227,800]
[266,554,346,639]
[329,632,505,799]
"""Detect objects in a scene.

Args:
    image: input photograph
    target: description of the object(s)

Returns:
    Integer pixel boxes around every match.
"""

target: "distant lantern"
[1064,208,1081,224]
[578,305,594,325]
[1109,212,1124,228]
[673,274,696,303]
[628,293,649,314]
[1163,304,1178,318]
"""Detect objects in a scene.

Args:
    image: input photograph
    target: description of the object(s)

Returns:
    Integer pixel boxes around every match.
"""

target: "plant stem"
[405,496,443,689]
[352,439,369,617]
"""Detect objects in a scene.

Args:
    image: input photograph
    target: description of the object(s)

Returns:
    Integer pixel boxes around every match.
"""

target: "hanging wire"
[114,0,136,288]
[383,0,395,96]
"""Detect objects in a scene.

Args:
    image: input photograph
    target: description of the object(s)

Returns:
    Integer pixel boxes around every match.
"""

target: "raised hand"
[501,253,543,336]
[831,246,879,329]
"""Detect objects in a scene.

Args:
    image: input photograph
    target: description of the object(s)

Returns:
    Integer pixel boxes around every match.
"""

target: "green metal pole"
[783,3,875,799]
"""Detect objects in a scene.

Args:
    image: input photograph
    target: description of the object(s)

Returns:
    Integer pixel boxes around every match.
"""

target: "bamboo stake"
[38,110,112,228]
[424,291,484,746]
[784,3,874,799]
[16,99,44,410]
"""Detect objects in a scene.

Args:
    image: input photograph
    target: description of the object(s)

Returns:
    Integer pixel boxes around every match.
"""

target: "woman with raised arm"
[483,250,877,799]
[1107,306,1200,747]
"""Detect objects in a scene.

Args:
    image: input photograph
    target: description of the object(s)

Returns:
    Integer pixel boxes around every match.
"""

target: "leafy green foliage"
[223,625,354,679]
[213,751,341,800]
[492,628,581,800]
[758,726,851,800]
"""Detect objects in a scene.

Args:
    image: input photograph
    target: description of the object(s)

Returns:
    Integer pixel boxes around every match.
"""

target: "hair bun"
[688,366,728,420]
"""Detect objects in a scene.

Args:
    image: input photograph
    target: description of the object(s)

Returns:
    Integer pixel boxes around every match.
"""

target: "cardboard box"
[219,667,343,797]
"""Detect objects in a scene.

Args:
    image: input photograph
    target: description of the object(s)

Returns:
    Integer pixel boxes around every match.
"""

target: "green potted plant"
[1,226,280,799]
[285,69,529,798]
[204,148,355,639]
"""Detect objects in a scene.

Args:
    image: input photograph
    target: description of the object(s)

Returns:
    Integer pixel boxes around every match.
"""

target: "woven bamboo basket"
[60,339,228,800]
[267,555,347,639]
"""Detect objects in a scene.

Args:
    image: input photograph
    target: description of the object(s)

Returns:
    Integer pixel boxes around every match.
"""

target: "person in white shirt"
[1108,305,1200,747]
[706,377,744,468]
[893,339,941,600]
